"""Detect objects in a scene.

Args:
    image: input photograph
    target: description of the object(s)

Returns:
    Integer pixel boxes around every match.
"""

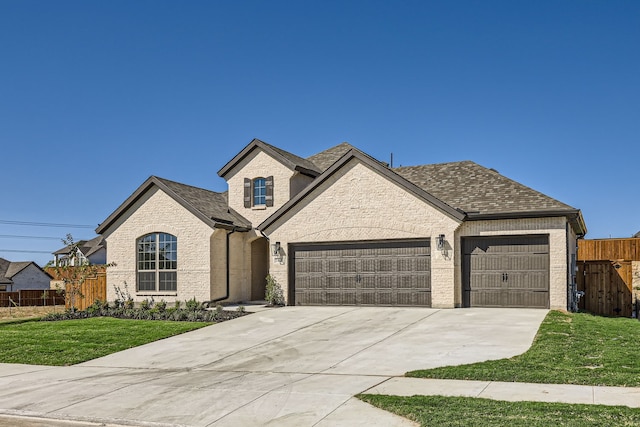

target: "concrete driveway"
[0,307,547,426]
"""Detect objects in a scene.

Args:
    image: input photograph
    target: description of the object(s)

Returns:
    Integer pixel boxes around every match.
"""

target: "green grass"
[0,317,209,365]
[358,395,640,427]
[407,310,640,386]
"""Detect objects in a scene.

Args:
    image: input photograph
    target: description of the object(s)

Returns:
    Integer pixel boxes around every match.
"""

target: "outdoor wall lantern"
[272,241,281,256]
[436,234,446,251]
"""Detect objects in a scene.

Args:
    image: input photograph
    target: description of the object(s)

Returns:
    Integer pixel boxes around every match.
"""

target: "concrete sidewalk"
[365,377,640,408]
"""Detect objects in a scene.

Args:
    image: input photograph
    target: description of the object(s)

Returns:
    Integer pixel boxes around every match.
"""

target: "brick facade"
[100,141,580,310]
[264,159,462,308]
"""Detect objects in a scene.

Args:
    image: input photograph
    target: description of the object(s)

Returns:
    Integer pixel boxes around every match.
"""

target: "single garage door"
[291,240,431,306]
[462,235,549,308]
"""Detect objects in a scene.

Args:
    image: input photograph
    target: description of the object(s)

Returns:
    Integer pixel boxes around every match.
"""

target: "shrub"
[265,274,285,306]
[185,298,201,311]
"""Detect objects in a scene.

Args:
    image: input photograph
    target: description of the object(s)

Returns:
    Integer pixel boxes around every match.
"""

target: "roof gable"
[218,138,321,178]
[96,176,251,235]
[259,148,466,231]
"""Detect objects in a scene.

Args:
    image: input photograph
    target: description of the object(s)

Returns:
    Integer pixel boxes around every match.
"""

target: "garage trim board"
[289,239,431,307]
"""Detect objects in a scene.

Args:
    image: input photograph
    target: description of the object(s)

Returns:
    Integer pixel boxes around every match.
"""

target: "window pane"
[253,177,266,205]
[159,272,177,291]
[137,272,156,291]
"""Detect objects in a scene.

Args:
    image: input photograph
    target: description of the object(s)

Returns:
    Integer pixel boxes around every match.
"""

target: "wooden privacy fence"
[65,272,107,311]
[0,290,65,307]
[576,260,633,317]
[578,238,640,261]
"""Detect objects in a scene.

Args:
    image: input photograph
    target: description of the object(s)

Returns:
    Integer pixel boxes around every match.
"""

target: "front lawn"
[407,310,640,387]
[0,317,209,365]
[359,395,640,427]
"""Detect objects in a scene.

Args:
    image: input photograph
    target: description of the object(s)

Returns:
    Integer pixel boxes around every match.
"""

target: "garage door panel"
[505,290,548,308]
[292,240,431,307]
[463,235,549,308]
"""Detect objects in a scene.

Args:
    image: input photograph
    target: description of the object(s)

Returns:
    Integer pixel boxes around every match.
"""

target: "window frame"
[136,232,177,294]
[253,177,266,207]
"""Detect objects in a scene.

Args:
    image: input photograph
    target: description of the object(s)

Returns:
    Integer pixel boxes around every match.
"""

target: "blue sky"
[1,0,639,266]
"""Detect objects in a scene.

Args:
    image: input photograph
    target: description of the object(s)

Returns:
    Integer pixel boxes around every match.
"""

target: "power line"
[0,249,53,254]
[0,220,94,229]
[0,234,62,240]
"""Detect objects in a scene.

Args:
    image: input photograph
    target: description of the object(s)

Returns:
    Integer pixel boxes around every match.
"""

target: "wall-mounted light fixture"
[272,241,281,256]
[436,234,445,251]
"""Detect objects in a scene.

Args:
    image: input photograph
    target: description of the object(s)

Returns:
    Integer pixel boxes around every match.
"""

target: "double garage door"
[463,235,550,308]
[290,235,550,308]
[291,240,431,306]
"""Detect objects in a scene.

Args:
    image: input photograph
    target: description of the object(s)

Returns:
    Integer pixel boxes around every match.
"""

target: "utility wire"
[0,249,53,254]
[0,234,62,240]
[0,220,94,228]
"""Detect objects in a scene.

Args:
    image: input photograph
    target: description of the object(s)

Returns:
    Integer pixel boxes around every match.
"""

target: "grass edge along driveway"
[0,317,209,366]
[358,394,640,427]
[407,310,640,387]
[362,312,640,426]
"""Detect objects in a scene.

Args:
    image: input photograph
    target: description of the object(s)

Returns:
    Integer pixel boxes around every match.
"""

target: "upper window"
[244,176,273,208]
[253,177,266,206]
[137,233,177,292]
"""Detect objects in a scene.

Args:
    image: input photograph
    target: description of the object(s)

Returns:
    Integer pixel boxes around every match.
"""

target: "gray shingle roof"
[0,258,12,284]
[0,258,44,284]
[96,176,251,235]
[307,142,357,171]
[53,236,105,257]
[156,177,251,227]
[260,141,322,175]
[394,161,575,215]
[218,138,321,177]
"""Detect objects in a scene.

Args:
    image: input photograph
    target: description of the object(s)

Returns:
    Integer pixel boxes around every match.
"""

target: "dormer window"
[244,176,274,208]
[253,177,266,206]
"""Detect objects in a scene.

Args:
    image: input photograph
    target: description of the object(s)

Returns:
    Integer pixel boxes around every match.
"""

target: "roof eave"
[218,139,320,178]
[466,209,587,236]
[294,166,320,177]
[259,149,465,232]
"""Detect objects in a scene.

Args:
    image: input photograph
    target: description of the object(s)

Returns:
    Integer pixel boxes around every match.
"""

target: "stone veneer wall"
[224,149,299,227]
[264,159,462,308]
[103,187,216,303]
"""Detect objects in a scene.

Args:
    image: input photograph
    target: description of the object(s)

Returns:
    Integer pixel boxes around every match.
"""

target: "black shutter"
[265,176,274,207]
[244,178,251,208]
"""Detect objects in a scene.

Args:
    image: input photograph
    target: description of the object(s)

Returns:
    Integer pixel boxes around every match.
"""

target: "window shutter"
[265,176,274,207]
[244,178,251,208]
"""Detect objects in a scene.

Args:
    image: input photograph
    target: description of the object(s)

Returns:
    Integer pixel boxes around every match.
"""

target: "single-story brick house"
[96,139,586,309]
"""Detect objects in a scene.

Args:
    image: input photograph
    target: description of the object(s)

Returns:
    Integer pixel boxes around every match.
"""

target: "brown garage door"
[463,235,549,308]
[291,240,431,306]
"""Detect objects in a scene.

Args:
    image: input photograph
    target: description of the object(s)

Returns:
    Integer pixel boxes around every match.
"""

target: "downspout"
[204,226,238,307]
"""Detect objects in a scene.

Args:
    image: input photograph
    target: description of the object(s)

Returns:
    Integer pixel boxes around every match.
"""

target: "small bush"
[265,274,285,306]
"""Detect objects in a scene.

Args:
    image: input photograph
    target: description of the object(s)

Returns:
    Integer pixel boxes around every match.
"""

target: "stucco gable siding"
[225,149,301,227]
[265,158,462,307]
[104,187,215,303]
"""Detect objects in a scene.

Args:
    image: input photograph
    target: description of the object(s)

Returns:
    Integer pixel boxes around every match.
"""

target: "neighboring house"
[53,236,106,267]
[97,138,587,310]
[0,258,52,292]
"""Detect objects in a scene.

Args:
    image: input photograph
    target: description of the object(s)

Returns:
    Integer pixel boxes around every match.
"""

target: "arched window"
[137,233,177,292]
[253,177,266,206]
